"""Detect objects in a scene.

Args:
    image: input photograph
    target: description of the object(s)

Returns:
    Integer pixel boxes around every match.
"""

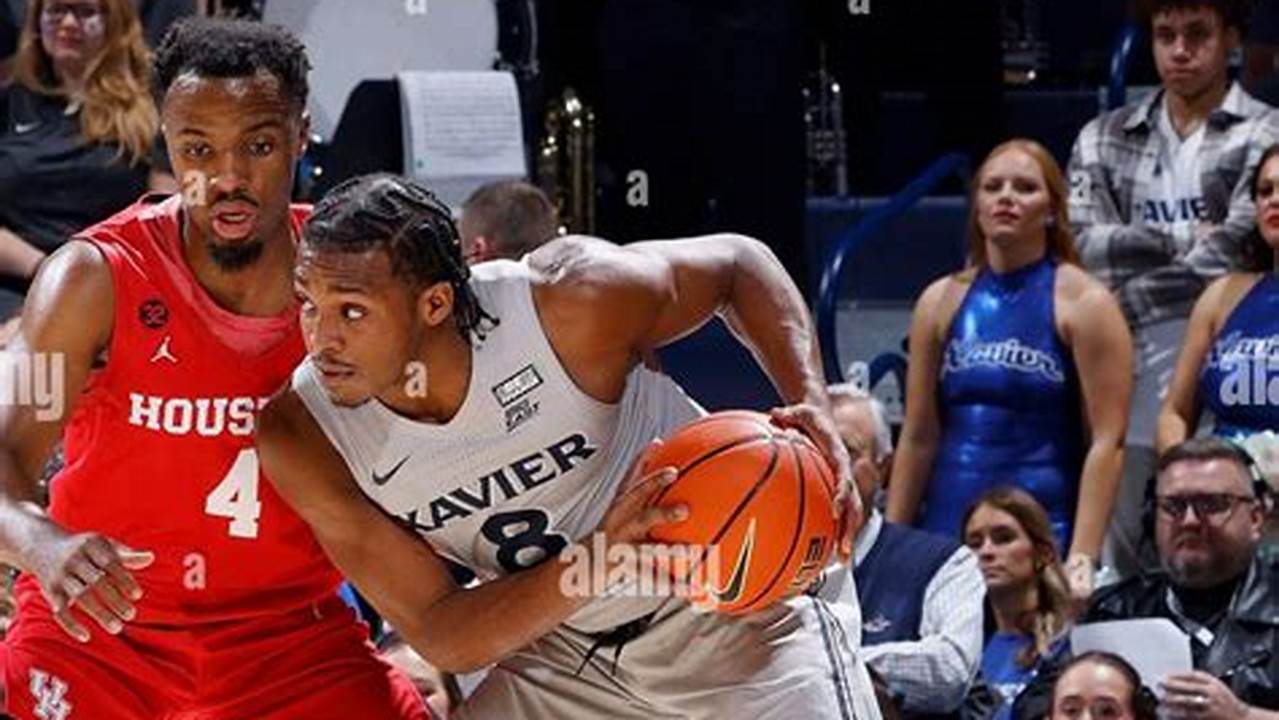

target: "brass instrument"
[537,88,596,235]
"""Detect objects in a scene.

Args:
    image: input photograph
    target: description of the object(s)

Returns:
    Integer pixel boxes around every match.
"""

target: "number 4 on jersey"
[205,448,262,538]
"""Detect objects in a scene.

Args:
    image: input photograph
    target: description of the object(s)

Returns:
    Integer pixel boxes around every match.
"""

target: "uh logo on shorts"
[29,668,72,720]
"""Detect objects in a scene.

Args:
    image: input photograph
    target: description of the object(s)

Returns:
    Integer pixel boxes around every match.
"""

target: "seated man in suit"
[819,383,985,718]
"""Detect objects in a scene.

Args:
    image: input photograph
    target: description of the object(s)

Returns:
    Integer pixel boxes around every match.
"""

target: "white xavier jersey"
[293,259,703,629]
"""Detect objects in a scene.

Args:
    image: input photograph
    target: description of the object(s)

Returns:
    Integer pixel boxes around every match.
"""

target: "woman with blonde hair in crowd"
[0,0,175,289]
[886,138,1133,603]
[963,486,1076,720]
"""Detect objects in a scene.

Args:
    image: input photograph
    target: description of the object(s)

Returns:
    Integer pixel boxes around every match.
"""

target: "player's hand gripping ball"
[640,410,837,614]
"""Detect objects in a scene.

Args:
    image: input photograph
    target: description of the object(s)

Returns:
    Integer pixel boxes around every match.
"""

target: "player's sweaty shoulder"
[525,235,627,287]
[529,236,661,308]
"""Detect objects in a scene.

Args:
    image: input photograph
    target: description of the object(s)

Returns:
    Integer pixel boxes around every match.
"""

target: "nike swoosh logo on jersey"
[13,121,38,134]
[709,517,756,606]
[372,455,412,487]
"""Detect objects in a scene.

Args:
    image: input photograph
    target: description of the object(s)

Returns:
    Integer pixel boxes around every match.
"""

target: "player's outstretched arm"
[257,389,682,673]
[530,233,861,557]
[0,241,152,641]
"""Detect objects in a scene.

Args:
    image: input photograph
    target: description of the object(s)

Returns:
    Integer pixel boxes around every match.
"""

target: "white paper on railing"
[1071,619,1193,690]
[398,71,527,210]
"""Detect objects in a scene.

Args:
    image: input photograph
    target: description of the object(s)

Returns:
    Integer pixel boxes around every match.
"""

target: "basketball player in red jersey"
[0,18,428,720]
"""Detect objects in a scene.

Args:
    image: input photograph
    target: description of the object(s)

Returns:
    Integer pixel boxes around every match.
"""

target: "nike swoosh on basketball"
[710,517,757,605]
[372,456,412,487]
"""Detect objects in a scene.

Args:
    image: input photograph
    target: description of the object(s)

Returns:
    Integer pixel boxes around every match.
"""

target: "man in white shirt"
[819,384,985,717]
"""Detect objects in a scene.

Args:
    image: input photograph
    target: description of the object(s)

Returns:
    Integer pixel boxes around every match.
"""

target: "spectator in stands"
[886,138,1132,604]
[0,0,175,284]
[822,383,984,719]
[962,487,1075,720]
[1086,437,1278,718]
[1049,652,1158,720]
[1067,0,1277,581]
[459,179,559,263]
[0,0,193,74]
[1159,143,1279,450]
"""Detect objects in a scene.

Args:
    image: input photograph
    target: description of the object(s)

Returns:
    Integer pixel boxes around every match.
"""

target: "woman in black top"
[0,0,173,286]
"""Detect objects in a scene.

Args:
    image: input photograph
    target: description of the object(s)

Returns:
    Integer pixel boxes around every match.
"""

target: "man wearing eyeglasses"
[1085,437,1278,720]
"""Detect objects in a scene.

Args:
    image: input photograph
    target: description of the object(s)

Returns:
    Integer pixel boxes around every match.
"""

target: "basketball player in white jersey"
[256,173,877,719]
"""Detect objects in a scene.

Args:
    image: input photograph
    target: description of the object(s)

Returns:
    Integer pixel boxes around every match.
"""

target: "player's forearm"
[1068,438,1123,561]
[0,455,62,569]
[304,514,588,674]
[718,235,828,407]
[396,548,592,673]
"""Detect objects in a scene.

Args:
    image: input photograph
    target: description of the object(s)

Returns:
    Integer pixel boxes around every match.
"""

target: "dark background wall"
[539,0,809,291]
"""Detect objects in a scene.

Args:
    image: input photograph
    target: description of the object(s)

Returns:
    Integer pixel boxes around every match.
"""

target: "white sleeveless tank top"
[293,259,703,630]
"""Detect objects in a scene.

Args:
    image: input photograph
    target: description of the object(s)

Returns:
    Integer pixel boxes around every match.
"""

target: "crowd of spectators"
[0,1,1274,719]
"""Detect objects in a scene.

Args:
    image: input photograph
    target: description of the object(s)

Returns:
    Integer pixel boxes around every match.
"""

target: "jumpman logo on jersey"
[150,335,178,364]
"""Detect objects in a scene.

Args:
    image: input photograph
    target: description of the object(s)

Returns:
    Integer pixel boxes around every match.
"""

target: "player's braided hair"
[304,174,499,343]
[153,17,311,108]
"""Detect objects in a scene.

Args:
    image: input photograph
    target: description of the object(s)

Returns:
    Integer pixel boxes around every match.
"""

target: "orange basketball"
[640,410,838,614]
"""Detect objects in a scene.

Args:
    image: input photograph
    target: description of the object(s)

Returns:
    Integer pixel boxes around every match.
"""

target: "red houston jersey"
[42,194,339,624]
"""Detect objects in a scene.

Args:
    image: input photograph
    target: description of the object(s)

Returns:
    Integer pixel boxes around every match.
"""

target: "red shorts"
[0,579,430,720]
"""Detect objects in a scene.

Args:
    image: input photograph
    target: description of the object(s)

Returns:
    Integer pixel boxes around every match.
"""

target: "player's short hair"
[304,173,498,342]
[153,17,311,110]
[1140,0,1250,33]
[461,181,559,259]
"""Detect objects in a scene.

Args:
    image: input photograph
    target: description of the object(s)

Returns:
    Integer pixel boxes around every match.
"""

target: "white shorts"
[456,594,880,720]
